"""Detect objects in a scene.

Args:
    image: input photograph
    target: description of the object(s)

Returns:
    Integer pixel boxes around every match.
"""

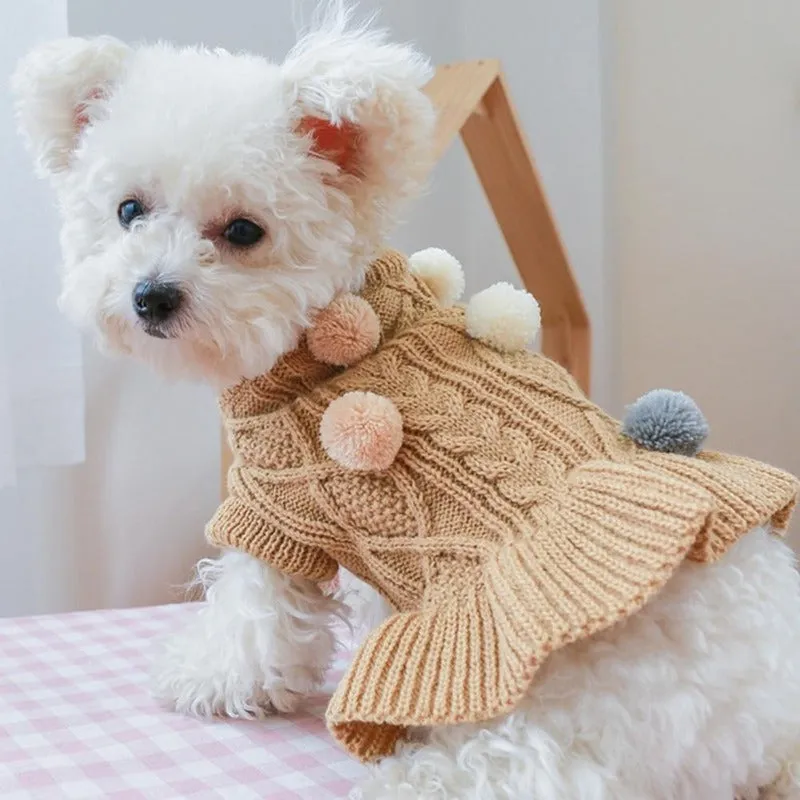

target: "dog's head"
[11,8,434,385]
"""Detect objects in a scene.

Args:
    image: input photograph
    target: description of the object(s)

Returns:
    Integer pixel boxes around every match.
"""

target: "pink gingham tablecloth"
[0,604,365,799]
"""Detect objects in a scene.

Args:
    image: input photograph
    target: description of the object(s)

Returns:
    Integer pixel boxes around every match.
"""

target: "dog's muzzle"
[133,279,183,338]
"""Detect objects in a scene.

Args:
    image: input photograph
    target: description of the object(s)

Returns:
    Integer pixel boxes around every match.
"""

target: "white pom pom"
[465,282,541,352]
[408,247,466,306]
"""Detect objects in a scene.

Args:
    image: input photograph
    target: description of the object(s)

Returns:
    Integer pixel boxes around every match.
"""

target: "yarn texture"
[408,247,465,306]
[307,293,381,367]
[208,250,798,762]
[320,391,404,471]
[622,389,709,456]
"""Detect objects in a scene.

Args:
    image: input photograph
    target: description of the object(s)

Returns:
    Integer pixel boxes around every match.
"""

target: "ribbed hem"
[206,496,338,583]
[327,459,716,761]
[636,451,798,562]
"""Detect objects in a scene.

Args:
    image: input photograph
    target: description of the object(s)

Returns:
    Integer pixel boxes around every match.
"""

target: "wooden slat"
[458,73,591,393]
[422,60,501,162]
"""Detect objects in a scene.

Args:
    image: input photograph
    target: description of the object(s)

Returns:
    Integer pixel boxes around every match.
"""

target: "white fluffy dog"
[12,7,800,798]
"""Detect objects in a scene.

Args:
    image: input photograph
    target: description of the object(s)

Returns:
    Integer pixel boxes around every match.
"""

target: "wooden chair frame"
[220,61,590,490]
[425,60,590,392]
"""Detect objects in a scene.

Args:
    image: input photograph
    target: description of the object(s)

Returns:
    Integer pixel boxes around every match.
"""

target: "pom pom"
[320,391,403,471]
[307,293,380,367]
[465,282,541,352]
[408,247,465,306]
[622,389,709,456]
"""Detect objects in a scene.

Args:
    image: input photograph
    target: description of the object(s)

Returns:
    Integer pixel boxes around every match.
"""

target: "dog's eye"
[223,218,265,247]
[118,199,146,228]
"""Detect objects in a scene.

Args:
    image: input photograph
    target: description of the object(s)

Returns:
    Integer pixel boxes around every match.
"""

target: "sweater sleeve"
[205,495,339,583]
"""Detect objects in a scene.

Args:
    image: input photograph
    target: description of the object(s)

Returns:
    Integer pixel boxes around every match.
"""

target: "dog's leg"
[153,549,343,718]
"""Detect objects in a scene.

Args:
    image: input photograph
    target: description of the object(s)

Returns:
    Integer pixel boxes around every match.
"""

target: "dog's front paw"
[151,629,270,719]
[151,615,325,719]
[152,551,340,721]
[261,664,327,713]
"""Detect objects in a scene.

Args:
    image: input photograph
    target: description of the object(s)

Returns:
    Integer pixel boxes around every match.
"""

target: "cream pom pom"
[465,282,541,353]
[307,293,381,367]
[320,391,404,471]
[408,247,466,306]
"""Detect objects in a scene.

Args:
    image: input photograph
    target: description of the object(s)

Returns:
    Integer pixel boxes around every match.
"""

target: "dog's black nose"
[132,280,183,323]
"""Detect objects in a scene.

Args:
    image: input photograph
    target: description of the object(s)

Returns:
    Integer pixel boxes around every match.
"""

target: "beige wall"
[607,1,800,540]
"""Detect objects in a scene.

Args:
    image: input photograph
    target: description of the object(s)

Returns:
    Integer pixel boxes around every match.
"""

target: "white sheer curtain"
[0,0,85,487]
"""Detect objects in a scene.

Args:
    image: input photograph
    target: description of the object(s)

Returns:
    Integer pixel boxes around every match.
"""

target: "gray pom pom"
[622,389,709,456]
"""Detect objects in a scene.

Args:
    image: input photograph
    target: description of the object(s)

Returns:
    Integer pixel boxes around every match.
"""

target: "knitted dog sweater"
[207,250,798,762]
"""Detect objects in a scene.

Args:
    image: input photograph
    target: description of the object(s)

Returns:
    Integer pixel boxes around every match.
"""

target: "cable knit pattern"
[207,249,799,762]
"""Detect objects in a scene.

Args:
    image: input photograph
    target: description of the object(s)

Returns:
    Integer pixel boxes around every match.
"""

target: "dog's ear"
[11,36,131,178]
[281,9,436,206]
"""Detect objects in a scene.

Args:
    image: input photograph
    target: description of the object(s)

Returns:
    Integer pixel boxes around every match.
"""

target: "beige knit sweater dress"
[207,250,798,762]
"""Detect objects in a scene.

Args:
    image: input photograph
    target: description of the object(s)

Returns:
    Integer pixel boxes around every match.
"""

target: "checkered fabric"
[0,604,365,799]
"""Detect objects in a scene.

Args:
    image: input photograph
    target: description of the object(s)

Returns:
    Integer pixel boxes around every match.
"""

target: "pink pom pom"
[307,293,380,367]
[320,392,403,471]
